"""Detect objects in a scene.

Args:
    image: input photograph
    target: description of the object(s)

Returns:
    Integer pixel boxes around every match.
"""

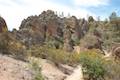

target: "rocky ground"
[0,54,84,80]
[0,54,33,80]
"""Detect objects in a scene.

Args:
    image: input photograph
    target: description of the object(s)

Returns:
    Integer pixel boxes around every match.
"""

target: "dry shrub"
[104,59,120,80]
[0,32,27,61]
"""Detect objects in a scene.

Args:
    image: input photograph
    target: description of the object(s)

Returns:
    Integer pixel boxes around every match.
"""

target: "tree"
[109,12,117,21]
[88,16,94,22]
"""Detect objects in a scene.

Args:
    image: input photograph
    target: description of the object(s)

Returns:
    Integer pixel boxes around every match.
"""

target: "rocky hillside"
[12,10,103,52]
[0,10,120,80]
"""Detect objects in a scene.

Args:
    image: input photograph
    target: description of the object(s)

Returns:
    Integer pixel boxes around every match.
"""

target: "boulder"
[80,34,103,50]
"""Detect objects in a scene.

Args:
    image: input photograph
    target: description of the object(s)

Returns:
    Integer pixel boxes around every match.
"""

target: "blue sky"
[0,0,120,30]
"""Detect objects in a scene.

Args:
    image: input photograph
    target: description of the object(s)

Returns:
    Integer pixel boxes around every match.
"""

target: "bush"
[29,58,44,80]
[0,33,10,54]
[104,59,120,80]
[79,50,106,80]
[8,41,27,61]
[80,34,102,50]
[27,45,81,66]
[28,45,69,64]
[0,32,27,61]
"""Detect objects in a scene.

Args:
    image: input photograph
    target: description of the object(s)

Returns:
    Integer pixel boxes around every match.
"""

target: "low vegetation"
[29,58,44,80]
[27,45,80,65]
[79,50,105,80]
[0,11,120,80]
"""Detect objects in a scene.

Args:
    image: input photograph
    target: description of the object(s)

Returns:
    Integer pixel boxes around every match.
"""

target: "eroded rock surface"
[0,54,33,80]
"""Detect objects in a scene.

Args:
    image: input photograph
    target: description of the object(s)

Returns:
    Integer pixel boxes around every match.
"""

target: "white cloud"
[73,0,110,7]
[0,0,97,30]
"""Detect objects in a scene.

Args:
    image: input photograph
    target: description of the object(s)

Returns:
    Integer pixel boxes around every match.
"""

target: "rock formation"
[12,10,103,52]
[17,10,63,47]
[0,16,8,33]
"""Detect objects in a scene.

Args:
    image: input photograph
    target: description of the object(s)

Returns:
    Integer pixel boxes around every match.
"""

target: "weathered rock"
[79,18,88,37]
[80,34,103,50]
[64,65,84,80]
[111,43,120,60]
[0,54,33,80]
[65,16,81,39]
[40,59,67,80]
[18,10,63,46]
[57,64,74,75]
[0,16,8,33]
[63,27,73,52]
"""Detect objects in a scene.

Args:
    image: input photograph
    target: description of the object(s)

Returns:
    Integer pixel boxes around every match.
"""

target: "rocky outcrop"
[14,10,103,52]
[0,54,33,80]
[63,26,73,52]
[79,18,88,37]
[111,43,120,60]
[80,34,103,50]
[40,59,67,80]
[0,16,8,33]
[18,10,63,47]
[65,16,81,40]
[64,65,83,80]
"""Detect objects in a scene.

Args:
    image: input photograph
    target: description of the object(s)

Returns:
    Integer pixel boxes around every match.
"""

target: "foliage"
[29,58,44,80]
[79,50,105,80]
[27,45,80,65]
[28,45,68,64]
[104,59,120,80]
[0,33,9,54]
[45,35,63,49]
[88,16,94,22]
[0,32,27,61]
[80,34,101,50]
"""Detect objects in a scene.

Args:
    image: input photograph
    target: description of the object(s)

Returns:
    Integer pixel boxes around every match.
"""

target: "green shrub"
[28,45,69,64]
[27,45,81,65]
[79,50,105,80]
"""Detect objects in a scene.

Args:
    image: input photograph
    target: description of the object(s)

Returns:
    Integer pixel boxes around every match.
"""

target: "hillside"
[0,10,120,80]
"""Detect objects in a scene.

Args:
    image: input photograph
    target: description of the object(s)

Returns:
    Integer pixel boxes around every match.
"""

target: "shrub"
[104,59,120,80]
[29,58,44,80]
[67,53,81,66]
[8,41,27,61]
[0,33,10,54]
[79,50,106,80]
[28,45,69,64]
[0,32,27,61]
[27,45,81,66]
[80,34,102,50]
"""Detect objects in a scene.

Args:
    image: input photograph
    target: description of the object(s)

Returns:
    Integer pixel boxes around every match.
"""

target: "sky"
[0,0,120,30]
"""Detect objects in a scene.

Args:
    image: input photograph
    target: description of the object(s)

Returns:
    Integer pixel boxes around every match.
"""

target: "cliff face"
[13,10,104,51]
[17,10,63,46]
[17,10,89,50]
[0,16,8,33]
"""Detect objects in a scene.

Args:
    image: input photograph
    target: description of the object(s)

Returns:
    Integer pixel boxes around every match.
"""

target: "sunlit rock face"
[0,16,8,33]
[18,10,63,46]
[15,10,104,52]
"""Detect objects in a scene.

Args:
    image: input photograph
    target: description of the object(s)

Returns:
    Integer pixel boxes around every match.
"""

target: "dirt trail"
[65,65,84,80]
